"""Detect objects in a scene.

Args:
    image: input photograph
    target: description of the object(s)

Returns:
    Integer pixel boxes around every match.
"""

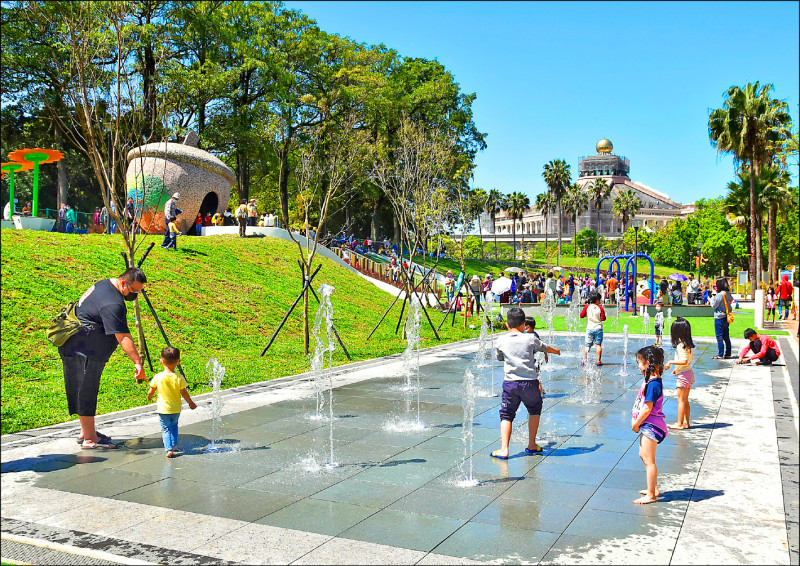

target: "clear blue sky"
[287,1,799,204]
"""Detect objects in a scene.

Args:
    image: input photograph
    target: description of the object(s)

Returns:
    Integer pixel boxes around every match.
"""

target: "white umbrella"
[551,266,564,271]
[491,276,513,295]
[504,266,525,273]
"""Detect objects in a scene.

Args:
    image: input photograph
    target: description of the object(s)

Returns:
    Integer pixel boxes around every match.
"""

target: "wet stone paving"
[1,333,794,564]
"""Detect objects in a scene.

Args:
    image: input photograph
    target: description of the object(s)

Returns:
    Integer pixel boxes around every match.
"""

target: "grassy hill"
[0,230,479,434]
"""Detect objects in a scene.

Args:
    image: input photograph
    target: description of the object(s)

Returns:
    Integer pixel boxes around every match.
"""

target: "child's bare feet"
[667,423,689,430]
[634,494,659,504]
[639,488,661,497]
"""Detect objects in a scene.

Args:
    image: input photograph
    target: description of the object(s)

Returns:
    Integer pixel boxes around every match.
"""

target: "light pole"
[696,241,703,282]
[632,218,640,315]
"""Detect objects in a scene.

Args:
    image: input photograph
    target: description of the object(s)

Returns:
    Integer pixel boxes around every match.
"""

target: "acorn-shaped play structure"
[125,131,234,234]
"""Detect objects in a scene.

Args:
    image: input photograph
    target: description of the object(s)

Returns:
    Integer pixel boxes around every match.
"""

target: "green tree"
[470,188,488,259]
[587,177,612,256]
[612,188,641,232]
[576,228,597,256]
[485,188,506,259]
[563,183,589,257]
[542,158,571,265]
[708,82,792,294]
[534,191,555,257]
[507,191,530,261]
[759,166,793,283]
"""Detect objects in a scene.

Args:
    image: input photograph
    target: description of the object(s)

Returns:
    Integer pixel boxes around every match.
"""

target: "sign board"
[779,269,793,284]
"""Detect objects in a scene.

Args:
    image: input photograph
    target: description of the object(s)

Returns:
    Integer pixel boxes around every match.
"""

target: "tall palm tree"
[612,188,642,232]
[708,82,792,294]
[760,168,792,284]
[507,191,530,261]
[542,159,572,265]
[588,177,612,256]
[535,191,555,259]
[471,188,488,259]
[564,183,589,257]
[485,189,505,259]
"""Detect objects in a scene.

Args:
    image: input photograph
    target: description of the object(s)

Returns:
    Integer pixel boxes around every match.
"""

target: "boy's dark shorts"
[500,380,542,422]
[654,323,662,336]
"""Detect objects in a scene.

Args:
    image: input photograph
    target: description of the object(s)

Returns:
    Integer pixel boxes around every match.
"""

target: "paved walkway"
[2,332,796,565]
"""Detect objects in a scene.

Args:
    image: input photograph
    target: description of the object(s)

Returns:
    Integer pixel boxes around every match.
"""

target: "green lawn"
[0,230,480,434]
[542,309,787,337]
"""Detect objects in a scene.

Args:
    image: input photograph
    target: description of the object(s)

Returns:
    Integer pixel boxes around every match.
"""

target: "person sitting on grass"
[148,347,197,458]
[737,328,782,366]
[491,307,561,459]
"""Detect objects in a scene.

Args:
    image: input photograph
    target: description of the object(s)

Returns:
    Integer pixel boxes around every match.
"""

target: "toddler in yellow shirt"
[148,347,196,457]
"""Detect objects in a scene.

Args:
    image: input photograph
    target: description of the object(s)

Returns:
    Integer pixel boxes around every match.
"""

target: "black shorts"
[500,380,543,421]
[60,353,107,416]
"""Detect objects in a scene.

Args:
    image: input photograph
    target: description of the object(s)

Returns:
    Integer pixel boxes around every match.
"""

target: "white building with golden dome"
[491,139,694,244]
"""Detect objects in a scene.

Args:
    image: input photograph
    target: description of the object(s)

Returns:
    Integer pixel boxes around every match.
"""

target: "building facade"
[491,139,693,241]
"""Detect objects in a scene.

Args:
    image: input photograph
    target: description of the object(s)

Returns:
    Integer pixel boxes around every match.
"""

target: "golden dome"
[596,139,613,153]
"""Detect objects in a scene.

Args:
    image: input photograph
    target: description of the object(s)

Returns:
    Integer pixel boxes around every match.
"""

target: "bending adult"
[711,277,733,359]
[58,267,147,448]
[162,193,181,247]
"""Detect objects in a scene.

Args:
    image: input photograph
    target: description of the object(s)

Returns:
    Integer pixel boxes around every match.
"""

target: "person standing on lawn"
[711,277,733,359]
[58,267,147,449]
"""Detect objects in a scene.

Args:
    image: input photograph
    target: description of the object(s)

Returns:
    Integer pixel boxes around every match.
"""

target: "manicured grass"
[0,230,481,434]
[541,308,787,337]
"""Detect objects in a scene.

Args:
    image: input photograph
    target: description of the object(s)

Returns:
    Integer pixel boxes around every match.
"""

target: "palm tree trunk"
[544,215,548,259]
[492,213,498,259]
[557,199,562,266]
[748,158,758,297]
[596,205,601,257]
[768,204,777,284]
[755,214,763,288]
[520,220,525,264]
[512,222,516,260]
[574,217,579,258]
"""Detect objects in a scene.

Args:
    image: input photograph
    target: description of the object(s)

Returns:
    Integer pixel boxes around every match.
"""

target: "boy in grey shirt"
[491,307,561,459]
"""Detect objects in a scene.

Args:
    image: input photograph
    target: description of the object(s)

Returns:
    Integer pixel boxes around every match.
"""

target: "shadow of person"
[545,443,604,457]
[659,487,724,502]
[0,454,106,474]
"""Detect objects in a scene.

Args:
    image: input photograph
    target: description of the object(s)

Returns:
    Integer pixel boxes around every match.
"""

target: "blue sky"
[287,1,799,204]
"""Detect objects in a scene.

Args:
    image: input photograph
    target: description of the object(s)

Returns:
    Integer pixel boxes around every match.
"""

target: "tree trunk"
[574,217,579,258]
[596,204,601,257]
[543,215,548,259]
[512,222,516,260]
[755,214,763,288]
[236,150,250,203]
[54,122,68,209]
[748,157,758,297]
[278,141,290,227]
[768,204,777,284]
[393,214,401,248]
[556,199,562,266]
[492,213,498,259]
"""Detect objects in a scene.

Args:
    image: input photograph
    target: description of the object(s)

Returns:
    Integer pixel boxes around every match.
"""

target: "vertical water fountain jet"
[666,307,673,334]
[541,288,557,345]
[385,295,425,432]
[611,289,622,334]
[642,310,651,347]
[618,324,631,376]
[457,368,479,487]
[311,283,337,467]
[565,287,582,354]
[204,358,227,452]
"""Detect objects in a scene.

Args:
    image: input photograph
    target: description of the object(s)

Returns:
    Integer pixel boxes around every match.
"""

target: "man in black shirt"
[59,267,147,449]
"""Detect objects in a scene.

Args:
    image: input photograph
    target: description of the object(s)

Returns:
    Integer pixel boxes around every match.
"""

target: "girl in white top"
[580,291,606,366]
[664,317,695,430]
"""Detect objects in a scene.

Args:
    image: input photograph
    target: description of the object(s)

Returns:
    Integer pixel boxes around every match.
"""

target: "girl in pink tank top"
[631,346,667,505]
